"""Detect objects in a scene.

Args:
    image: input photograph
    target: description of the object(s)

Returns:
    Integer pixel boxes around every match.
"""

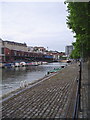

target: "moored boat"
[4,63,14,68]
[0,62,5,68]
[20,62,26,66]
[47,67,61,74]
[42,61,48,65]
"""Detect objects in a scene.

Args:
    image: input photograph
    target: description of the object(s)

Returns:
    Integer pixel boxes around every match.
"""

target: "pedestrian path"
[79,62,90,118]
[2,63,79,119]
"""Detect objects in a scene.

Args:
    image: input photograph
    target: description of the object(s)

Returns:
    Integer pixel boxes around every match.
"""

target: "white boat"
[31,62,39,66]
[15,62,20,67]
[37,61,42,65]
[0,62,5,68]
[42,61,48,64]
[20,62,26,66]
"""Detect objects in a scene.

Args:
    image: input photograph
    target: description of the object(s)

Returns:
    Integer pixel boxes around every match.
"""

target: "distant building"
[28,46,34,52]
[0,39,29,62]
[0,38,5,62]
[1,38,66,62]
[48,51,65,61]
[0,39,53,62]
[65,45,73,57]
[3,40,28,52]
[33,47,47,54]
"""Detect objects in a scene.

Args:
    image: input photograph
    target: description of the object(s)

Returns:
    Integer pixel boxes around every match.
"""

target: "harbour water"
[0,62,67,97]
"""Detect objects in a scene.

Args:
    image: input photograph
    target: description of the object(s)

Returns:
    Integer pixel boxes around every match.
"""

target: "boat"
[4,63,14,68]
[26,62,39,66]
[33,62,39,66]
[66,60,71,63]
[0,62,5,68]
[20,62,26,66]
[47,68,61,74]
[59,60,67,63]
[37,61,42,65]
[42,61,48,65]
[14,62,20,67]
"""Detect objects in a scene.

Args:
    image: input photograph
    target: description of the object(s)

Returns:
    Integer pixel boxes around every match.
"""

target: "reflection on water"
[1,62,67,96]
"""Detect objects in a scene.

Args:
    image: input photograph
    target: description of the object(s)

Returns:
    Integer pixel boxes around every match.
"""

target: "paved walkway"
[79,62,90,118]
[2,63,79,119]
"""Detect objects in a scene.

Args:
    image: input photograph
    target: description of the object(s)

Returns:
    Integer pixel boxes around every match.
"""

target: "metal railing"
[73,61,82,119]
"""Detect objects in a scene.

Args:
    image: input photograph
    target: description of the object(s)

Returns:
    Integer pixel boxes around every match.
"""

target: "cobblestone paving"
[2,63,79,119]
[79,62,89,118]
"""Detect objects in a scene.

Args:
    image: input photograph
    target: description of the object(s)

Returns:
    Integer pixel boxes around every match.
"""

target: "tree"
[66,2,90,59]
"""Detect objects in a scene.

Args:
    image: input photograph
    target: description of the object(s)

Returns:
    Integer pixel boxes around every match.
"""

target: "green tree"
[66,2,90,59]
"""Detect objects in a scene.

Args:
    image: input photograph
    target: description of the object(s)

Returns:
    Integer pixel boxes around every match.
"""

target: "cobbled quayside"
[1,63,79,119]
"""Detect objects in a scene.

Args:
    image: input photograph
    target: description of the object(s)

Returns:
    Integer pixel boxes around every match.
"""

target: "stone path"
[79,62,90,118]
[2,63,79,119]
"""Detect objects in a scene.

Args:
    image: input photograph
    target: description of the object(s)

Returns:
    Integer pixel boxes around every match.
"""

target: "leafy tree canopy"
[66,2,90,59]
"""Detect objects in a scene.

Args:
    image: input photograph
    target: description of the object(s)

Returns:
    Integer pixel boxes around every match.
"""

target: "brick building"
[0,39,54,62]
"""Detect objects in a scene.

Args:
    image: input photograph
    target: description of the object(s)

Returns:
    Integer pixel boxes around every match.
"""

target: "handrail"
[73,61,82,119]
[73,79,79,119]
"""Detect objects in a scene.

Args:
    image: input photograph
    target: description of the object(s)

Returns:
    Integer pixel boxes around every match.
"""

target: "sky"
[0,1,76,52]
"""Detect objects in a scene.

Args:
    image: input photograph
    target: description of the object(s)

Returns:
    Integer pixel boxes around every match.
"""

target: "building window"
[14,51,17,56]
[2,48,4,54]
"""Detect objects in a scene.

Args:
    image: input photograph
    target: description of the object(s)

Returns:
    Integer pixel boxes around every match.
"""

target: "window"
[2,48,4,54]
[14,51,17,56]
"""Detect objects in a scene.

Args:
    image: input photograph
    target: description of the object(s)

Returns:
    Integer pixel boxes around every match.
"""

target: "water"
[0,62,67,96]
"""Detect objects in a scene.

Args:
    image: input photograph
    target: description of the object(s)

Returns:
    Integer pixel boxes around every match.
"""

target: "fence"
[73,61,81,119]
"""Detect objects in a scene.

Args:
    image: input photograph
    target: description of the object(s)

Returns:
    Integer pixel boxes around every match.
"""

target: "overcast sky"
[0,1,76,52]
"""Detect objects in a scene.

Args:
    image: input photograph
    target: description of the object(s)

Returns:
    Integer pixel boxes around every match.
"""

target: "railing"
[73,61,82,119]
